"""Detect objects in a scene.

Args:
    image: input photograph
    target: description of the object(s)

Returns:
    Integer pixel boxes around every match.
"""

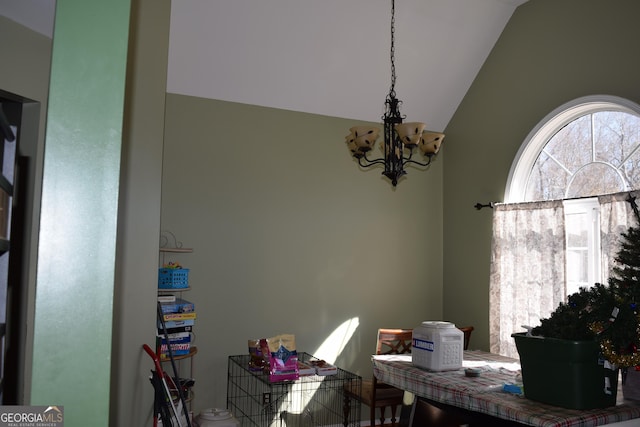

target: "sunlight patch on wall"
[283,317,360,417]
[313,317,360,364]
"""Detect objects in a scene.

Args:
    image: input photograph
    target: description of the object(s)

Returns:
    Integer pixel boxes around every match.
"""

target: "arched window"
[506,95,640,203]
[508,96,640,291]
[490,96,640,357]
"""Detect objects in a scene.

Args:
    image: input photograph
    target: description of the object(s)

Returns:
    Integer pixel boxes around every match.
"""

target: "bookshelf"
[158,235,197,408]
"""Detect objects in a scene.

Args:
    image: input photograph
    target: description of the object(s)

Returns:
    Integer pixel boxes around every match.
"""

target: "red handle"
[143,343,165,377]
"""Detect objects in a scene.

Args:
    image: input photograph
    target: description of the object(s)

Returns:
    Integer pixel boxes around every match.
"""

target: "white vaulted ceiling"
[1,0,528,130]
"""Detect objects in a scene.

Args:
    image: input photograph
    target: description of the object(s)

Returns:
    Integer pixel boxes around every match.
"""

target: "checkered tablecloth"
[372,350,640,427]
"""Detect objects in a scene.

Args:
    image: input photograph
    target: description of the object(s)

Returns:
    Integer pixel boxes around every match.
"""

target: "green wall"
[112,1,171,425]
[31,1,130,426]
[160,94,445,410]
[443,0,640,350]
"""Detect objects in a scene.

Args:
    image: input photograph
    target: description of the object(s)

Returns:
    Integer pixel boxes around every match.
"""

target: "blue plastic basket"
[158,268,190,289]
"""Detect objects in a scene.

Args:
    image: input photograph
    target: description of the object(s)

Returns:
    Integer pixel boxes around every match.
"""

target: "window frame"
[504,95,640,203]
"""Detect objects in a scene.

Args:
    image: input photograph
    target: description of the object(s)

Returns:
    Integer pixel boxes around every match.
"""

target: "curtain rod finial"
[474,202,496,210]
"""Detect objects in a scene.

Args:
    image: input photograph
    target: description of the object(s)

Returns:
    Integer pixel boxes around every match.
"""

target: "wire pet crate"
[227,353,361,427]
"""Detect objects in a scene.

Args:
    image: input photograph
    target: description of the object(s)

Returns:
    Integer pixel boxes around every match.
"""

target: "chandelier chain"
[389,0,396,98]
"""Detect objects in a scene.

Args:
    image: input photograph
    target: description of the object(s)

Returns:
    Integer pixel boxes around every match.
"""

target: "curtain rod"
[475,191,640,214]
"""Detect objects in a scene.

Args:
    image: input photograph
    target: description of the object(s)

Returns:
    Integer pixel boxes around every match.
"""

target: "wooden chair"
[458,326,474,350]
[345,328,413,427]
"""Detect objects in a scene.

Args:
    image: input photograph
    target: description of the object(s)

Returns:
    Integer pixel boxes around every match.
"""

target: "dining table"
[372,350,640,427]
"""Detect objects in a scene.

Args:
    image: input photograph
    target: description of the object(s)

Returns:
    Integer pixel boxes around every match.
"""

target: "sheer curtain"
[489,192,638,358]
[489,200,565,358]
[599,192,638,283]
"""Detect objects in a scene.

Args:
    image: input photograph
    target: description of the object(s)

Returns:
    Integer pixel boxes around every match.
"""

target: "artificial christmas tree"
[598,215,640,400]
[597,224,640,368]
[514,196,640,406]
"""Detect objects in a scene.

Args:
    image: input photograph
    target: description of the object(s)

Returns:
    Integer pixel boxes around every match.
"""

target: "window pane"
[525,152,569,201]
[593,111,640,166]
[566,248,589,295]
[622,150,640,189]
[566,163,625,198]
[566,212,588,247]
[545,115,592,173]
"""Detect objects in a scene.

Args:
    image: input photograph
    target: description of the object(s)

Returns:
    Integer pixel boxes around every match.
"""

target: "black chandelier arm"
[401,147,433,168]
[356,152,386,168]
[402,157,434,168]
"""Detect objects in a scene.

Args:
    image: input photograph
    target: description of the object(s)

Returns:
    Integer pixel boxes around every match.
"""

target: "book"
[159,346,190,358]
[157,331,191,340]
[163,312,197,322]
[157,295,176,303]
[157,334,191,345]
[157,324,193,336]
[160,319,195,329]
[157,335,191,357]
[160,298,195,314]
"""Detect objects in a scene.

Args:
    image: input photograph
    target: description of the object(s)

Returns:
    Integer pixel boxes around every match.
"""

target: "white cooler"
[412,321,463,371]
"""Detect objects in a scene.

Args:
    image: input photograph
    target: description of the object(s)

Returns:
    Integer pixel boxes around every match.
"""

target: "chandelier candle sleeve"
[348,126,380,151]
[419,132,444,155]
[395,122,426,147]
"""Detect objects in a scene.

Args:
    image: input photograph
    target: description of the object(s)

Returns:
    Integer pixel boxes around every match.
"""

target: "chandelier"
[344,0,445,187]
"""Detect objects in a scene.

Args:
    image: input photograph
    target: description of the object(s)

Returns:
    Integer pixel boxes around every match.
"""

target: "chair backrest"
[376,328,413,355]
[458,326,474,350]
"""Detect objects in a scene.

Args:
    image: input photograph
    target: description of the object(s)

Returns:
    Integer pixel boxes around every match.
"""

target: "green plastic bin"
[512,332,618,409]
